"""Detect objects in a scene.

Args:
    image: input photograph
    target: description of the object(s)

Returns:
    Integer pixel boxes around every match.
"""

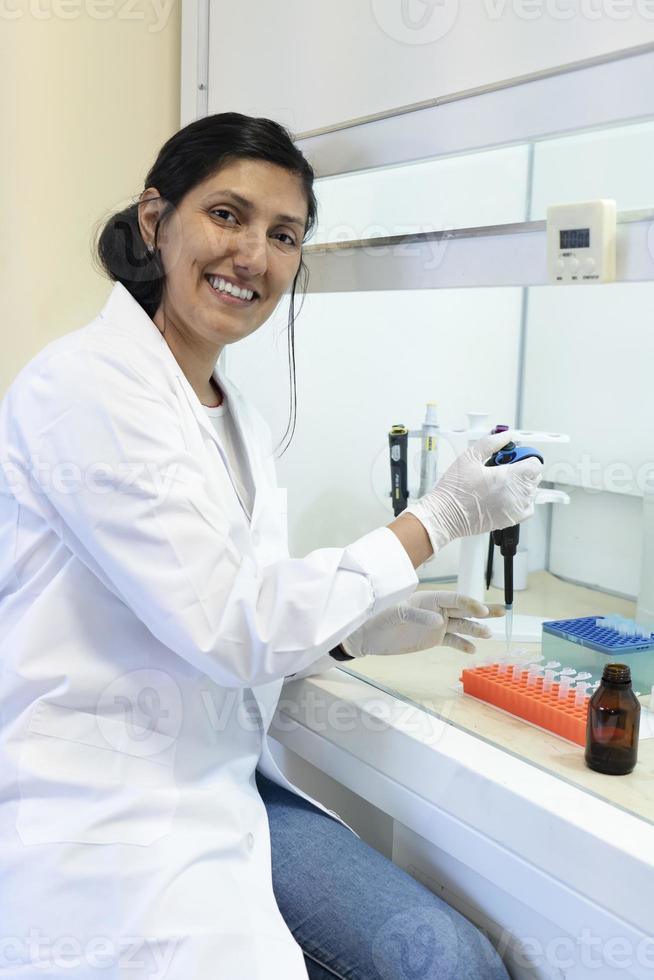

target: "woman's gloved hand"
[404,431,543,554]
[341,592,505,657]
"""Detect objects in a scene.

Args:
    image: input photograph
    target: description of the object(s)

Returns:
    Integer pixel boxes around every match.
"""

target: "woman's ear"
[137,188,163,250]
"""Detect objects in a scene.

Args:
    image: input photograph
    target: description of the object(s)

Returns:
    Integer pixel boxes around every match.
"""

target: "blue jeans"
[256,771,510,980]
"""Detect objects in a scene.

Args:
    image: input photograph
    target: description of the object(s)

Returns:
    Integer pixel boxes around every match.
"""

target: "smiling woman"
[94,112,317,454]
[0,111,524,980]
[133,157,309,407]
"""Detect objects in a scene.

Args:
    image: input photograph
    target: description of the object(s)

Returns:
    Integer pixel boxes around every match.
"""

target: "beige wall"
[0,0,181,395]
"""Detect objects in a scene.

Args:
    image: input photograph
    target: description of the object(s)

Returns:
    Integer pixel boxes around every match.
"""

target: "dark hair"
[93,112,318,455]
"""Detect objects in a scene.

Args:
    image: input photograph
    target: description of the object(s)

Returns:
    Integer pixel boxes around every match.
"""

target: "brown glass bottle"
[585,663,640,775]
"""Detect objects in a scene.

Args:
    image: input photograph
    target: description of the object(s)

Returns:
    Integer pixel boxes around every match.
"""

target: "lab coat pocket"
[16,701,180,847]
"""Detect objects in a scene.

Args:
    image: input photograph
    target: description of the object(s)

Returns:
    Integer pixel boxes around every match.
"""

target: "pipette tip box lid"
[542,616,654,691]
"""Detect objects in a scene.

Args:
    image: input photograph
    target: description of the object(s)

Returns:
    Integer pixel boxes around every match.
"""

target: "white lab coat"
[0,281,418,979]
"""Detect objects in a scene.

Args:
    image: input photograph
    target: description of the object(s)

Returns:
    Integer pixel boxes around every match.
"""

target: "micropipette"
[484,426,544,653]
[388,425,409,516]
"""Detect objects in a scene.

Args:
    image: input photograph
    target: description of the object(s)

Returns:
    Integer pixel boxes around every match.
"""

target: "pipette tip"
[504,603,514,656]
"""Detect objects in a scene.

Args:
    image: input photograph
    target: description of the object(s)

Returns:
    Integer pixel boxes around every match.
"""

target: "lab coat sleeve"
[7,350,418,688]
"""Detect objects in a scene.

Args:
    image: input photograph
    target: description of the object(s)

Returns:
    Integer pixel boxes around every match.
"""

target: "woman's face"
[139,158,309,350]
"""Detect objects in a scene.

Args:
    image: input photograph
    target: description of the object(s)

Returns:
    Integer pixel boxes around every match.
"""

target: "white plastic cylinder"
[418,403,439,497]
[466,411,490,437]
[457,534,488,603]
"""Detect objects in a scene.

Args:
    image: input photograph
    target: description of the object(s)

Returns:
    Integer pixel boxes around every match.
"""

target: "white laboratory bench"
[269,573,654,980]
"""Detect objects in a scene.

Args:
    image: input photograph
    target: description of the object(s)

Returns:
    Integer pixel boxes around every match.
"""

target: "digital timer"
[547,200,616,285]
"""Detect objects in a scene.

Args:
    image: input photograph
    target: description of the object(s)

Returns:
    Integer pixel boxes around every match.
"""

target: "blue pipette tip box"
[543,617,654,654]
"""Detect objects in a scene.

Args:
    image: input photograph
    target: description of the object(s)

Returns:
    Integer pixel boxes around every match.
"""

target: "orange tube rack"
[460,663,589,745]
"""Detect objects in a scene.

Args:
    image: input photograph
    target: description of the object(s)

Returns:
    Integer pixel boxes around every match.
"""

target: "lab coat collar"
[98,281,263,524]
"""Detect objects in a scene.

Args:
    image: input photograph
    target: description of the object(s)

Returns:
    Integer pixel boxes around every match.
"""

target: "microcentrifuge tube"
[557,673,575,699]
[543,669,559,693]
[510,654,531,682]
[575,681,591,706]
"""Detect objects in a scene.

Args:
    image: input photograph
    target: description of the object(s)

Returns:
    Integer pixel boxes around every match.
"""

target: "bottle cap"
[602,663,632,685]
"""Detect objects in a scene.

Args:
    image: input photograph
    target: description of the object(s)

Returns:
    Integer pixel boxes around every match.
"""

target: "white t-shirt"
[203,395,256,518]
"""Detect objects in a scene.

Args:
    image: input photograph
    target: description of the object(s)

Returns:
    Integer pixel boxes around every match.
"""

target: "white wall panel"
[312,144,530,243]
[549,486,643,598]
[521,281,654,498]
[530,118,654,218]
[206,1,654,135]
[531,286,650,597]
[226,288,523,578]
[523,123,654,596]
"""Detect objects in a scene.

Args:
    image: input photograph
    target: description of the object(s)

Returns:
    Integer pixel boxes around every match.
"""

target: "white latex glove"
[405,430,543,554]
[341,592,505,657]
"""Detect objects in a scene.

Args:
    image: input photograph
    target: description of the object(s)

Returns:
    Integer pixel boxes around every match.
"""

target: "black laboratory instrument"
[484,426,544,637]
[388,425,409,516]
